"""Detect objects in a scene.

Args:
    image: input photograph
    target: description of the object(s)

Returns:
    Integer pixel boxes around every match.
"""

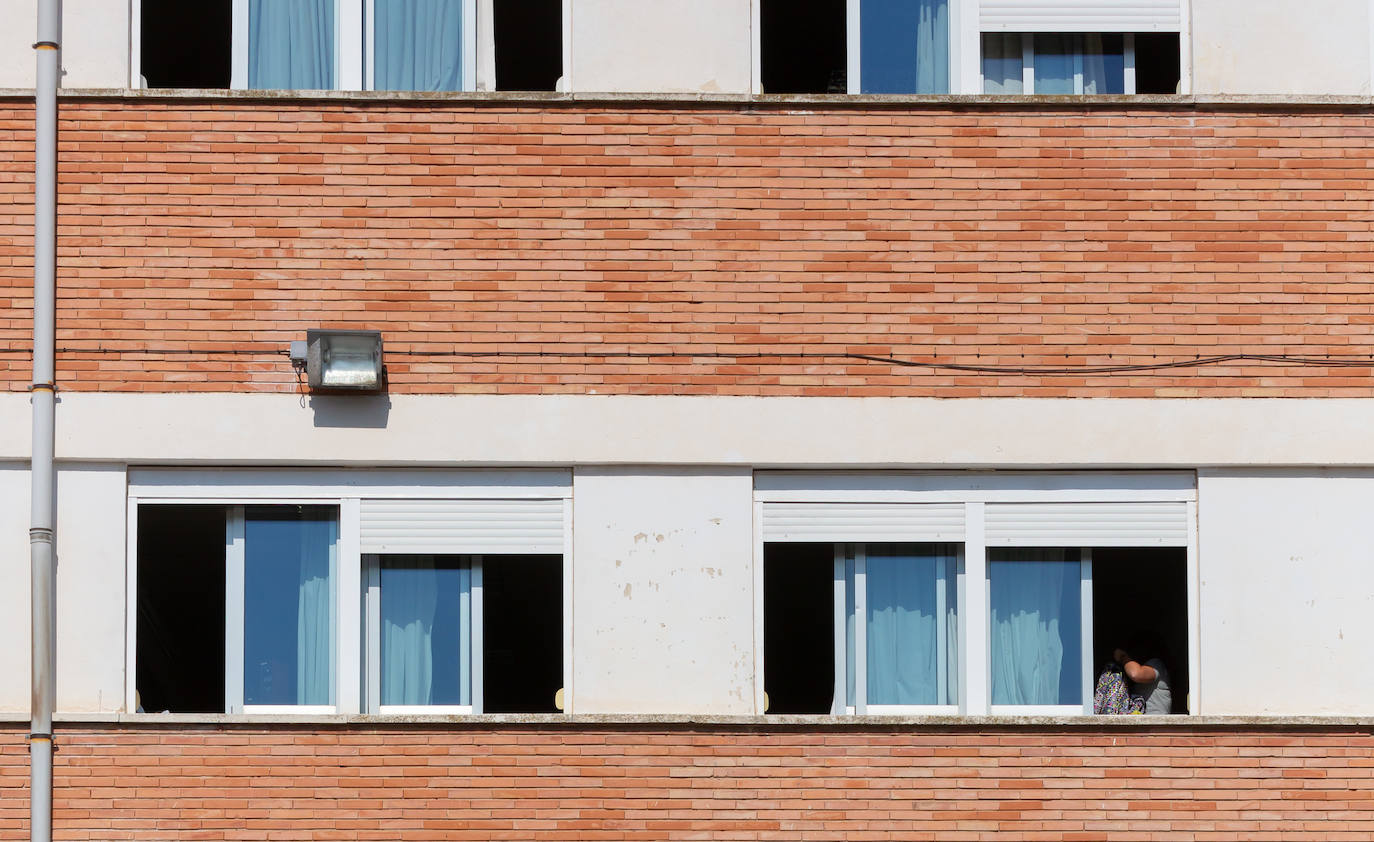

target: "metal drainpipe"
[30,1,60,841]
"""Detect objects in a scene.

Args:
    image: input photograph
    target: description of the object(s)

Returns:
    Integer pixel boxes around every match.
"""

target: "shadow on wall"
[308,395,392,429]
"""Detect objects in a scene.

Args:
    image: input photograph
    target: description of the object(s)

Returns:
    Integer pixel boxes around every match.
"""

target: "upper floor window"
[760,0,951,94]
[982,32,1180,95]
[140,0,478,92]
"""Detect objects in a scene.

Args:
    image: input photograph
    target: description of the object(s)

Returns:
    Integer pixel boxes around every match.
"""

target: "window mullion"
[224,506,246,714]
[1080,549,1094,713]
[846,0,862,94]
[831,543,846,715]
[1021,33,1034,93]
[363,555,381,713]
[962,502,989,715]
[338,0,365,89]
[854,545,868,714]
[471,555,485,714]
[230,0,249,89]
[336,498,362,714]
[1123,32,1137,95]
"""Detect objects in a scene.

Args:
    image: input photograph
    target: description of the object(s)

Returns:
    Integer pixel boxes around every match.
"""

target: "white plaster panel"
[1191,0,1371,95]
[9,393,1374,468]
[0,465,30,713]
[0,0,131,88]
[0,462,127,714]
[571,467,755,714]
[1197,469,1374,715]
[569,0,752,93]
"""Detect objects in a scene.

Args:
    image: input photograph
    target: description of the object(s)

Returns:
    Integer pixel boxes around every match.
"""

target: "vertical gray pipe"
[30,1,59,842]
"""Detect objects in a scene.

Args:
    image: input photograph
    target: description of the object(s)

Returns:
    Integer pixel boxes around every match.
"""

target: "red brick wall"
[1,724,1371,840]
[2,100,1374,396]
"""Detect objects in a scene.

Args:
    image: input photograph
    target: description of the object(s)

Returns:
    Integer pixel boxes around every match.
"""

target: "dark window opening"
[763,543,835,714]
[483,554,563,712]
[136,505,226,713]
[494,0,563,91]
[760,0,847,94]
[1133,32,1181,95]
[1092,547,1189,713]
[141,0,232,88]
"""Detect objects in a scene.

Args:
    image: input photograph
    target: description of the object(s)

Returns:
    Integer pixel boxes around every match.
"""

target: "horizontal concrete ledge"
[0,88,1371,111]
[0,713,1369,730]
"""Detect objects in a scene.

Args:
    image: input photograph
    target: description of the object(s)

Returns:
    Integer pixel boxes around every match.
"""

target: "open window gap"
[1091,547,1188,713]
[136,505,227,713]
[760,0,847,94]
[763,543,836,714]
[482,554,563,713]
[140,0,232,88]
[493,0,562,91]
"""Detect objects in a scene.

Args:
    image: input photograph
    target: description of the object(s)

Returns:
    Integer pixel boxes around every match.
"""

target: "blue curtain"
[243,506,337,706]
[249,0,336,90]
[865,544,958,705]
[380,556,471,706]
[375,0,464,91]
[989,549,1081,706]
[861,0,949,94]
[981,33,1023,94]
[1031,33,1125,95]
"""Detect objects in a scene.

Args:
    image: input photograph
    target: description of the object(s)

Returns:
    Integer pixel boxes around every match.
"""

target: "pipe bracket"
[33,41,58,50]
[29,383,56,392]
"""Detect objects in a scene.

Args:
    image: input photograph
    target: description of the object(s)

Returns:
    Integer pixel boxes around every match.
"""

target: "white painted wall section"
[571,467,755,713]
[0,462,127,714]
[11,393,1374,468]
[570,0,752,93]
[0,0,131,88]
[1190,0,1372,95]
[1197,469,1374,715]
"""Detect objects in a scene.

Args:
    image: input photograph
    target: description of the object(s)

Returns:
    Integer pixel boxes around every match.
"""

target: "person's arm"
[1113,648,1158,683]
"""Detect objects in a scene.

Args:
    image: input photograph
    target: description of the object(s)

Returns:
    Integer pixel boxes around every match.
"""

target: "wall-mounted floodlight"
[289,329,385,392]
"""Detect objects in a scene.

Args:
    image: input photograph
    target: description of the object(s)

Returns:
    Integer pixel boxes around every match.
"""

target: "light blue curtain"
[1031,33,1125,95]
[865,543,958,705]
[1033,33,1075,94]
[981,33,1023,94]
[380,555,471,706]
[989,549,1081,706]
[861,0,949,94]
[244,506,337,706]
[249,0,336,90]
[375,0,464,91]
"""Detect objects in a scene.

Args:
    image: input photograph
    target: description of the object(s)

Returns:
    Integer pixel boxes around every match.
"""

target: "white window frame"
[985,547,1093,717]
[831,542,961,715]
[364,553,482,715]
[750,0,963,95]
[754,471,1199,718]
[125,468,572,716]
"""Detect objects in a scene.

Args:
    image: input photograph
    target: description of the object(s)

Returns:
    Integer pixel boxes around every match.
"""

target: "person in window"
[1113,635,1173,714]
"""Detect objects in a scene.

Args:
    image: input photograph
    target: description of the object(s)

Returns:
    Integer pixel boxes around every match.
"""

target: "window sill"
[7,711,1373,728]
[0,88,1372,110]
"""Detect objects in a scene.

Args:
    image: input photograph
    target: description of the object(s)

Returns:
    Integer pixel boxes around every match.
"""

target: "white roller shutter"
[979,0,1182,31]
[360,498,565,555]
[761,503,965,543]
[985,501,1188,546]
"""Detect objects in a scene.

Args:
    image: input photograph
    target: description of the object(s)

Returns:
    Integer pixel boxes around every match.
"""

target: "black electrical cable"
[1,344,1371,376]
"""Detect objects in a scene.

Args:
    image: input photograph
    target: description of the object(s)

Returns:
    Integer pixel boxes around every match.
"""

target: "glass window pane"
[375,0,464,91]
[380,555,472,706]
[249,0,337,89]
[861,0,949,94]
[989,549,1081,706]
[981,33,1023,94]
[1082,33,1125,94]
[1033,33,1075,94]
[865,543,958,705]
[243,506,337,706]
